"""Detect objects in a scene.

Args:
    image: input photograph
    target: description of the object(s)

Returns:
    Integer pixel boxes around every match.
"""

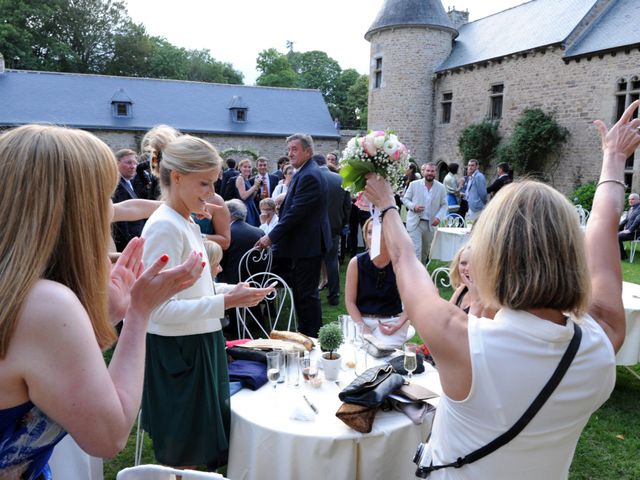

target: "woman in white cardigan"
[140,125,273,470]
[363,101,640,478]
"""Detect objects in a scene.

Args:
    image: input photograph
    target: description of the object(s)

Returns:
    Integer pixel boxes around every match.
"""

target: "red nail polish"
[160,254,169,263]
[201,262,206,268]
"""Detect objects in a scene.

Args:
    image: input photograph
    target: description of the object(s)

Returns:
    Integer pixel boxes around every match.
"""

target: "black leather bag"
[338,365,405,408]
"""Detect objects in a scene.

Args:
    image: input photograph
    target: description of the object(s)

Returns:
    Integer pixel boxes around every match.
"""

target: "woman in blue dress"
[0,125,201,479]
[234,158,261,227]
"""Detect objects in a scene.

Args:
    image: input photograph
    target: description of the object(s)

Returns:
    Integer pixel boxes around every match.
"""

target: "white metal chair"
[629,232,640,263]
[235,271,297,339]
[237,247,272,282]
[430,267,452,289]
[575,205,590,227]
[442,213,466,228]
[117,464,227,479]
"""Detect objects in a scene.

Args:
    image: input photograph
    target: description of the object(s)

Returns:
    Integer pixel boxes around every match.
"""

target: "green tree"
[497,108,569,176]
[256,48,298,87]
[186,49,243,84]
[106,22,155,77]
[342,73,369,129]
[457,120,501,169]
[294,50,342,102]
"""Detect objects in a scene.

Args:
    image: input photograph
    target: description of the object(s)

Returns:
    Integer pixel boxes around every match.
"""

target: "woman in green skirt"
[140,125,273,469]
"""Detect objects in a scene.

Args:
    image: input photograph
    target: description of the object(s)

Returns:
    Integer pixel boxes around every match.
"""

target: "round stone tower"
[365,0,457,164]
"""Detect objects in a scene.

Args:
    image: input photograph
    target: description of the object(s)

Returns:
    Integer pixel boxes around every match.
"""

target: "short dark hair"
[448,163,459,174]
[313,154,326,166]
[497,162,510,174]
[226,158,236,169]
[277,156,289,167]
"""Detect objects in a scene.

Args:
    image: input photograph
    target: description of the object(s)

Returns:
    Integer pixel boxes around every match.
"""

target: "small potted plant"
[318,322,344,381]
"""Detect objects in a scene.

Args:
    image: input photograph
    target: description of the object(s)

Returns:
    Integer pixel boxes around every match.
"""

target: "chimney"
[447,7,469,30]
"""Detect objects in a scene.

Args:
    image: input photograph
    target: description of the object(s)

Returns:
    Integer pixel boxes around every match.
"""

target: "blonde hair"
[0,125,118,357]
[141,124,180,175]
[470,180,590,315]
[449,246,470,289]
[143,125,222,190]
[203,240,223,268]
[237,158,253,171]
[362,217,373,249]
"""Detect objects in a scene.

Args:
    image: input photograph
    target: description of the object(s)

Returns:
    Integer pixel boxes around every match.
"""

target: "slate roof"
[365,0,457,39]
[0,70,339,139]
[437,0,600,71]
[565,0,640,58]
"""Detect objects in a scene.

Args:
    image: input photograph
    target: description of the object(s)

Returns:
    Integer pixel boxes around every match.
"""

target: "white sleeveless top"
[424,309,616,479]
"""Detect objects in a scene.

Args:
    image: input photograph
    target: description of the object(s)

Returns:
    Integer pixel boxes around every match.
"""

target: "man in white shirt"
[402,163,448,264]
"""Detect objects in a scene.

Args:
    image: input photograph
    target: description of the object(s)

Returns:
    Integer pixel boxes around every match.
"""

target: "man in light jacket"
[463,159,488,221]
[402,162,448,264]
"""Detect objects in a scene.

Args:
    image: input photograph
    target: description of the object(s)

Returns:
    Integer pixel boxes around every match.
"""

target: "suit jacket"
[251,173,280,207]
[402,179,448,232]
[320,165,351,236]
[221,168,239,200]
[219,220,264,284]
[486,174,512,196]
[623,204,640,233]
[465,171,488,212]
[111,177,145,252]
[268,158,331,259]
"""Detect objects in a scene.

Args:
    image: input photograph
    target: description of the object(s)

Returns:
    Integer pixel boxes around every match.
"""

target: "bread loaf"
[269,330,314,351]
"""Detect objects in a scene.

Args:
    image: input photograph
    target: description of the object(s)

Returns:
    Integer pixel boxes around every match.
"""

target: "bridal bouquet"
[339,130,411,194]
[339,131,411,258]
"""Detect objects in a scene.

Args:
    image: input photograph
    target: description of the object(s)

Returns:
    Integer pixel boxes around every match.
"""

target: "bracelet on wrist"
[596,179,626,189]
[379,204,399,221]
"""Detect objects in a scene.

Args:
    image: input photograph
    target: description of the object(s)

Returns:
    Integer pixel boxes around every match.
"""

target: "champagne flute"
[404,343,418,381]
[266,351,281,391]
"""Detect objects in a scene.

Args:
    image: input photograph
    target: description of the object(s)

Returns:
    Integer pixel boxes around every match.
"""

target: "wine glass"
[403,343,418,381]
[266,351,281,391]
[302,358,319,382]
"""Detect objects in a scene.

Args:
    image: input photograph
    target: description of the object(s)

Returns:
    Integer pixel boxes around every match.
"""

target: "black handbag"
[338,365,405,408]
[415,322,582,478]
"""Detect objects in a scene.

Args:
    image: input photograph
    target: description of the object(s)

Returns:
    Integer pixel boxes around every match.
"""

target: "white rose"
[373,135,386,149]
[383,139,400,156]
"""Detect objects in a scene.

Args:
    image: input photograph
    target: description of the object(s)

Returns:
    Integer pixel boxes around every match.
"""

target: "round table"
[429,227,471,263]
[226,346,441,480]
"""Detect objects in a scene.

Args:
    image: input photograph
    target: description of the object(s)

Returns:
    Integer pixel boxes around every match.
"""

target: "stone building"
[366,0,640,192]
[0,68,340,168]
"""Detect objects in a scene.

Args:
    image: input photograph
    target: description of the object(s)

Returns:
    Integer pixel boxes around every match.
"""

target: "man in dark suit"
[314,154,351,306]
[256,134,331,337]
[619,193,640,260]
[251,157,279,208]
[219,199,265,284]
[112,149,145,252]
[486,162,512,198]
[221,158,240,200]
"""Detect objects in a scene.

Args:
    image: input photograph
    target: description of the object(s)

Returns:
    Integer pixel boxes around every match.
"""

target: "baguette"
[270,330,314,351]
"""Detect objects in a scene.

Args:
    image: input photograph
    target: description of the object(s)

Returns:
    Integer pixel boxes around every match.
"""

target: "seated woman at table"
[0,125,203,480]
[345,217,410,348]
[363,101,640,478]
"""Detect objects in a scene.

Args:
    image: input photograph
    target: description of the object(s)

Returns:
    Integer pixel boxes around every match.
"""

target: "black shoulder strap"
[426,322,582,474]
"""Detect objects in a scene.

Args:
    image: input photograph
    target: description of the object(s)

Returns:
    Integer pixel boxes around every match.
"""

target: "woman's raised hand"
[594,99,640,160]
[108,237,145,324]
[128,250,204,319]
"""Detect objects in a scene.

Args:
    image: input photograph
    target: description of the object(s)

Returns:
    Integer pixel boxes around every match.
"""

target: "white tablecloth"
[618,282,640,365]
[50,435,103,480]
[227,347,441,480]
[429,227,471,263]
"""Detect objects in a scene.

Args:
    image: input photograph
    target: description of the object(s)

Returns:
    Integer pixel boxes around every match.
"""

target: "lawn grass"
[104,256,640,479]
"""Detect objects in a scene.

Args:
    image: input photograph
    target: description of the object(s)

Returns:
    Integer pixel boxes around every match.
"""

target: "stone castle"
[365,0,640,192]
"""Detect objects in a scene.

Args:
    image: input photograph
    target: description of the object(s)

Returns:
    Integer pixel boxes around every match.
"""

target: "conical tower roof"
[365,0,457,40]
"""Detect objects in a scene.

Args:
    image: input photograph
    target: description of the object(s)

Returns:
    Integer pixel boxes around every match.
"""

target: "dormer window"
[110,88,133,118]
[228,95,249,123]
[113,102,131,117]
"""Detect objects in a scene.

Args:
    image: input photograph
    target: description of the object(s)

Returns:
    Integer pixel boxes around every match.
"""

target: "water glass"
[276,350,285,384]
[286,350,301,387]
[339,315,355,344]
[266,351,281,391]
[301,356,319,382]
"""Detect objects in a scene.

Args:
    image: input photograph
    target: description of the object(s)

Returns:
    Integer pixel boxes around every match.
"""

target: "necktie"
[261,176,268,198]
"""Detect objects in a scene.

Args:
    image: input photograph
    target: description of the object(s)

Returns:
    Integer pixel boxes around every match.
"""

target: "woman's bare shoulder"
[18,280,87,332]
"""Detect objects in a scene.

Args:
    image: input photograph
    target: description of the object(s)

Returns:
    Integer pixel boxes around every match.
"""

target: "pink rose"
[362,135,377,156]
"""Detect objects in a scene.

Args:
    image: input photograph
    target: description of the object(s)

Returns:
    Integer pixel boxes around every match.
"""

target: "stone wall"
[367,27,454,164]
[432,47,640,192]
[91,130,341,171]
